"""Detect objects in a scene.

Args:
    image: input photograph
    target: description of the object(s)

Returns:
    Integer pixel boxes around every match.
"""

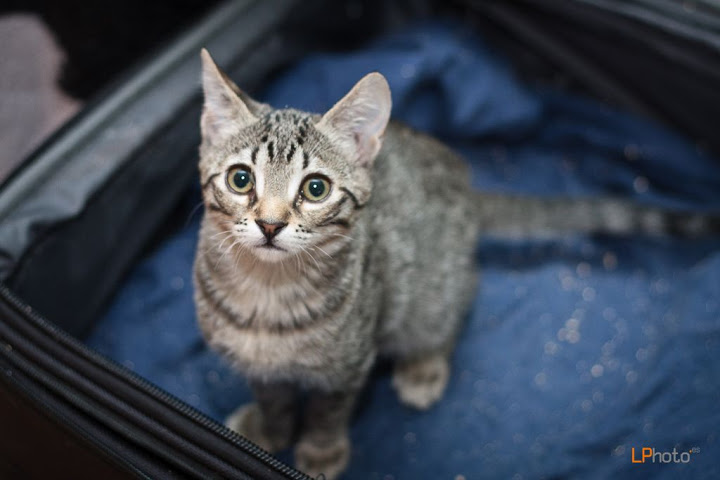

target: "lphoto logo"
[631,446,700,464]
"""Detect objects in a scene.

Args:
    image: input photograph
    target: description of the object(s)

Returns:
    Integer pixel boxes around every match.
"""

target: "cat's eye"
[226,165,254,194]
[301,176,331,202]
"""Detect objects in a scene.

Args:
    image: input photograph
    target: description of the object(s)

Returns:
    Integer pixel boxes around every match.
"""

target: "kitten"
[193,49,717,479]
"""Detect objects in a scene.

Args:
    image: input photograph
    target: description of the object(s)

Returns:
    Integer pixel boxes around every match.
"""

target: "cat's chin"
[252,245,291,263]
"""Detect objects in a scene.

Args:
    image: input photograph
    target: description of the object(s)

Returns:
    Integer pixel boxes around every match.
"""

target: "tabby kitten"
[194,49,717,479]
[194,48,477,479]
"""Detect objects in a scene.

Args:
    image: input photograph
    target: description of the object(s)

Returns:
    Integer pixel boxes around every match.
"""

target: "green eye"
[227,166,254,194]
[302,176,331,202]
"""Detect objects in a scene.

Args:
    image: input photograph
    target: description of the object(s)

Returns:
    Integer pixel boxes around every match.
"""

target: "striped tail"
[474,192,720,239]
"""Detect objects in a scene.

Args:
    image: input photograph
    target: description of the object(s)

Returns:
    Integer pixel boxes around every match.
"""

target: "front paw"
[392,353,450,410]
[295,435,350,480]
[225,403,292,453]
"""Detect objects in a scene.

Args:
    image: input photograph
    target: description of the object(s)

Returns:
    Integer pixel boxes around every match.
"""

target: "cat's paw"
[225,403,292,453]
[295,435,350,480]
[392,353,449,410]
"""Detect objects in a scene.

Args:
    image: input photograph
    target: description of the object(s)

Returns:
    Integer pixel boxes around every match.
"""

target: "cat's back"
[370,121,475,220]
[364,122,478,355]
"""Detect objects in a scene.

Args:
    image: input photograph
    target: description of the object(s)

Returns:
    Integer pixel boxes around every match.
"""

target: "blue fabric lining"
[87,21,720,479]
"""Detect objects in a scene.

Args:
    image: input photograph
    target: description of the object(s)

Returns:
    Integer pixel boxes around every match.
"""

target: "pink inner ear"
[200,50,257,142]
[200,108,223,140]
[318,73,392,165]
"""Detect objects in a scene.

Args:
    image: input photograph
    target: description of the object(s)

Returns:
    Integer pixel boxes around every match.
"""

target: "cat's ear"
[317,72,392,167]
[200,49,260,142]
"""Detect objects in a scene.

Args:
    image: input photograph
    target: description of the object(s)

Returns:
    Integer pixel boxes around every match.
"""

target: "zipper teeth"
[2,345,224,480]
[0,285,311,480]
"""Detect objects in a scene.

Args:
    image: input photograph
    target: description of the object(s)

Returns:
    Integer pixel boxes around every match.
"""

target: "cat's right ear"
[200,49,258,143]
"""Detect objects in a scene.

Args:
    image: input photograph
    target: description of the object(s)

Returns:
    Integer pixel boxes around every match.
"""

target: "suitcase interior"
[1,1,719,478]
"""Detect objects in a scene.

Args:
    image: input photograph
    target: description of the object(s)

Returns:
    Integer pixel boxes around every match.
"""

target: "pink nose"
[255,219,287,240]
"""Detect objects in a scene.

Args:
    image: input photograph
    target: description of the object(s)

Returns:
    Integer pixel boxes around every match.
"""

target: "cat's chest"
[227,275,329,328]
[203,303,353,389]
[211,320,318,368]
[197,273,360,387]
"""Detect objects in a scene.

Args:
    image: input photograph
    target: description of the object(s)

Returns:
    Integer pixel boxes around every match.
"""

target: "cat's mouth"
[252,241,290,263]
[258,242,285,251]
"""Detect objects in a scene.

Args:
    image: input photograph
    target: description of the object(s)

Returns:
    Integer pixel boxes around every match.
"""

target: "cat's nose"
[255,219,287,240]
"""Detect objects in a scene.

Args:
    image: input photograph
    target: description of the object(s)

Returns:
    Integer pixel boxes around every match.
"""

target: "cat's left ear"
[200,49,264,143]
[317,72,392,167]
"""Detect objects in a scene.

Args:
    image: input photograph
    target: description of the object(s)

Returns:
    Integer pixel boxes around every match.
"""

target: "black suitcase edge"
[0,285,311,479]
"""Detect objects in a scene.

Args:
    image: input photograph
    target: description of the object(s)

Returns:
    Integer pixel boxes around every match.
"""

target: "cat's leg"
[225,380,297,453]
[391,257,475,410]
[295,389,358,480]
[392,347,451,410]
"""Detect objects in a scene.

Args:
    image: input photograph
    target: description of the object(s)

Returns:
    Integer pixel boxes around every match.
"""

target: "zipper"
[1,343,221,479]
[0,284,311,480]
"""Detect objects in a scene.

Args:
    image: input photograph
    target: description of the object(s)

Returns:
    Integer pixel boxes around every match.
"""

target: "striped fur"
[475,193,720,239]
[194,50,718,479]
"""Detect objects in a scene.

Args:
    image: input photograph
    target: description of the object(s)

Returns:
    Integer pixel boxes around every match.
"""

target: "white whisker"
[185,201,205,226]
[216,233,236,252]
[313,245,334,259]
[215,238,243,269]
[330,233,355,242]
[210,229,234,239]
[299,245,321,272]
